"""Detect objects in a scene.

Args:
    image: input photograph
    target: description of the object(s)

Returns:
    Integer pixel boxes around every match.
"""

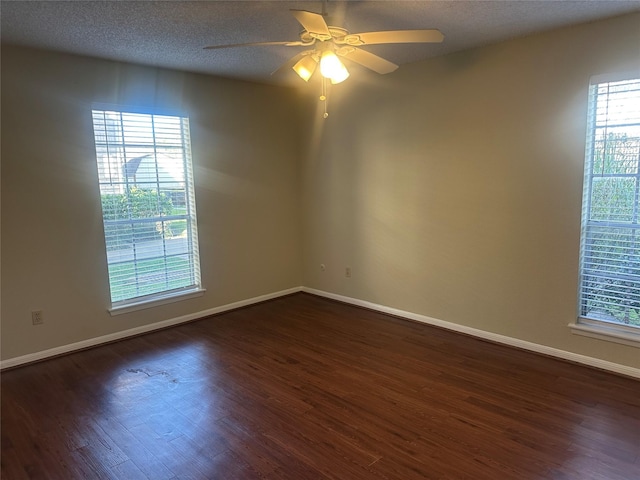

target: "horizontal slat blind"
[579,77,640,328]
[92,110,201,306]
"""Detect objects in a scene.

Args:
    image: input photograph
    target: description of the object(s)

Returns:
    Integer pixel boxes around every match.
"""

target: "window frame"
[572,72,640,347]
[91,105,205,314]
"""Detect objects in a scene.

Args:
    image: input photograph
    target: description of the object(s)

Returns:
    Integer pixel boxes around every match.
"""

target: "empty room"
[1,1,639,478]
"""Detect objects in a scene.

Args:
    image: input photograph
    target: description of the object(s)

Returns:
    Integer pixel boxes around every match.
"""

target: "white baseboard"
[302,287,640,379]
[0,287,303,370]
[4,286,639,379]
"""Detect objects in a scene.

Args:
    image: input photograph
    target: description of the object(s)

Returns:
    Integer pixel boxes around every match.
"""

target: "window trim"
[109,287,206,316]
[92,106,203,311]
[574,71,640,345]
[569,319,640,348]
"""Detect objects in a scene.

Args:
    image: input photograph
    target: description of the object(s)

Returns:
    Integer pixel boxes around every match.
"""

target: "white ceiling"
[2,1,639,87]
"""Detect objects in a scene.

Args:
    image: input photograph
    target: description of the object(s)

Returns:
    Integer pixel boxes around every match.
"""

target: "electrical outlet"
[345,267,352,278]
[31,310,44,325]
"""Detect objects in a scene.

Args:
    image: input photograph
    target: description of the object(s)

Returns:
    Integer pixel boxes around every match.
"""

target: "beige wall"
[1,46,305,360]
[3,13,640,369]
[302,13,640,368]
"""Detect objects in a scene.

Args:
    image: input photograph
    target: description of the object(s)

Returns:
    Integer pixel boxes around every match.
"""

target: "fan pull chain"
[320,77,329,118]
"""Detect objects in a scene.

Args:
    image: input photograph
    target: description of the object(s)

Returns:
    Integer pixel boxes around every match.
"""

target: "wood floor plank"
[2,293,639,479]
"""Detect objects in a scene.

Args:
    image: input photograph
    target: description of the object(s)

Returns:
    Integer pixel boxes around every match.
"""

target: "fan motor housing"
[300,26,350,44]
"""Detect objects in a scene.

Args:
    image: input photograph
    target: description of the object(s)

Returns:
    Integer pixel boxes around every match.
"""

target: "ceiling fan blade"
[351,29,444,45]
[290,9,331,36]
[340,48,398,75]
[204,41,305,50]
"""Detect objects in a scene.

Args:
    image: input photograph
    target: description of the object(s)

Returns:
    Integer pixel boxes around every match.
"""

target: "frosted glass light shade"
[320,51,349,84]
[292,55,318,82]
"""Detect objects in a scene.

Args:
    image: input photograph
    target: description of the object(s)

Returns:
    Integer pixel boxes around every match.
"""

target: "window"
[92,108,203,312]
[576,73,640,344]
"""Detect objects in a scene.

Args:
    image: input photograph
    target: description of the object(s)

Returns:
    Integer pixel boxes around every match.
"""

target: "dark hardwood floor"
[1,293,639,479]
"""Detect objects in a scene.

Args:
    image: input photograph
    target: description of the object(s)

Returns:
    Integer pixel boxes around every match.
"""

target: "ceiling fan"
[203,7,444,85]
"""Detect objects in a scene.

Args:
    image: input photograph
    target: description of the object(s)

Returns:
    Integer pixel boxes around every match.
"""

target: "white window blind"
[92,109,202,309]
[578,75,640,331]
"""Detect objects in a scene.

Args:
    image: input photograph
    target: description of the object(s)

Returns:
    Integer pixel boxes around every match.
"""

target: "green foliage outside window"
[101,187,174,250]
[583,132,640,326]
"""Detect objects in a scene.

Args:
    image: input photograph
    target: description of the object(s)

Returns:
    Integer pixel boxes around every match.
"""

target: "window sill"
[569,319,640,348]
[109,288,206,316]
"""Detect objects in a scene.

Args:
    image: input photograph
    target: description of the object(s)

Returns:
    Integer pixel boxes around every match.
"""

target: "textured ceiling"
[2,1,639,87]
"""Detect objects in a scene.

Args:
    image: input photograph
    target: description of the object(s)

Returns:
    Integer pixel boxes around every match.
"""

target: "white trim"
[4,286,639,379]
[569,321,640,348]
[0,287,302,370]
[589,70,640,85]
[109,288,207,315]
[302,287,640,379]
[91,103,188,118]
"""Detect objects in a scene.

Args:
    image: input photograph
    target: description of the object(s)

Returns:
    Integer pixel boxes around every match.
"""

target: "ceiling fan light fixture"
[292,55,318,82]
[320,50,349,84]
